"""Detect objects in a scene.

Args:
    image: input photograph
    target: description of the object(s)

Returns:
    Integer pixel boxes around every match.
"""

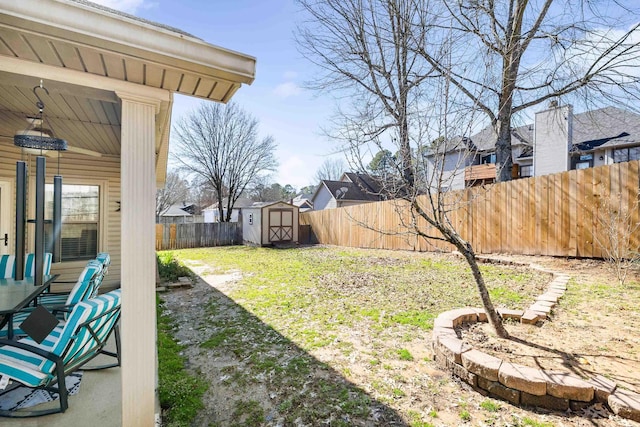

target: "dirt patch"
[462,257,640,396]
[160,248,640,426]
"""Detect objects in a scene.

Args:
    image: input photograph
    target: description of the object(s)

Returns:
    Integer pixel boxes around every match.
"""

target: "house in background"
[0,0,255,424]
[425,105,640,190]
[311,172,385,210]
[292,194,313,212]
[158,202,200,223]
[203,197,254,222]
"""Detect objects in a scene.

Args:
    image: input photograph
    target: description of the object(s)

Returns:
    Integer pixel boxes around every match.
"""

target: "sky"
[91,0,340,189]
[87,0,640,191]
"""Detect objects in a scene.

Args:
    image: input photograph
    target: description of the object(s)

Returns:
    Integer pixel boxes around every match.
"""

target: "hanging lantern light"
[13,81,67,153]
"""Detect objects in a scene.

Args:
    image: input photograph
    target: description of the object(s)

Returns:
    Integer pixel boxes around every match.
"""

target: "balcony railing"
[465,164,496,181]
[464,163,520,182]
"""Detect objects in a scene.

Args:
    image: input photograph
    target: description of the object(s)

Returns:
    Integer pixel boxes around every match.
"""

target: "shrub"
[157,251,192,282]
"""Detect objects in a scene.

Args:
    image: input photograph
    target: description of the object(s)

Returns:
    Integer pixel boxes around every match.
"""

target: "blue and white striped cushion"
[36,262,102,314]
[96,253,110,273]
[61,291,120,367]
[85,260,105,297]
[0,289,121,387]
[23,253,53,278]
[0,255,15,279]
[0,261,105,338]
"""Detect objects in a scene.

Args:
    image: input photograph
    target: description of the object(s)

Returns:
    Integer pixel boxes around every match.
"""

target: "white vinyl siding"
[313,185,337,210]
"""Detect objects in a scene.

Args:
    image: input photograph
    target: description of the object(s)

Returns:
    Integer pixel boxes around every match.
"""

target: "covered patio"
[0,0,255,424]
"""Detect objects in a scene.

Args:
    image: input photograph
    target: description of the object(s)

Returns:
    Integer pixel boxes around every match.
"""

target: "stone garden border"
[433,256,640,422]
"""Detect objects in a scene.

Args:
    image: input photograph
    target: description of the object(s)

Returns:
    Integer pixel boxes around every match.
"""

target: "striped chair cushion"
[0,289,121,388]
[36,262,103,311]
[23,253,53,278]
[0,262,103,338]
[85,260,105,297]
[96,252,111,273]
[0,255,15,279]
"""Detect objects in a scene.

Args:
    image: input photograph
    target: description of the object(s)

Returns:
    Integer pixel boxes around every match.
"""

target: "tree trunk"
[453,237,509,338]
[216,194,225,223]
[495,117,513,182]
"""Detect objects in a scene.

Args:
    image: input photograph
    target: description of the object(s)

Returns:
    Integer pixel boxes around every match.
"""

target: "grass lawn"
[158,245,635,426]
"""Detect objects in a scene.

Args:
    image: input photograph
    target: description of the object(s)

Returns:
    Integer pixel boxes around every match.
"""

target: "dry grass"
[159,246,640,427]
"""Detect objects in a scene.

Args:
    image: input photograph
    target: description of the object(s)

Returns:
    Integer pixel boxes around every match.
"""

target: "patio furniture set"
[0,252,121,417]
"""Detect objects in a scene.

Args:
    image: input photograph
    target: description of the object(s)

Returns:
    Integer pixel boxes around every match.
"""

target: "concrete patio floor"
[4,336,122,427]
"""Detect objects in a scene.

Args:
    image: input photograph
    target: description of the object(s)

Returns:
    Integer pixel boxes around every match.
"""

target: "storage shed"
[242,201,299,246]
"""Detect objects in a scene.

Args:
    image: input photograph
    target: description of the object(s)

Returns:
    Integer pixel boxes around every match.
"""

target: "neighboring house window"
[45,184,99,261]
[613,147,640,163]
[520,165,533,178]
[481,153,496,164]
[571,154,593,170]
[575,162,590,170]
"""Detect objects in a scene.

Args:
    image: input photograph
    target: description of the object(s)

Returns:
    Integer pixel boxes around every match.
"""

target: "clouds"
[272,71,303,98]
[88,0,155,14]
[273,82,302,98]
[277,153,323,188]
[283,71,298,80]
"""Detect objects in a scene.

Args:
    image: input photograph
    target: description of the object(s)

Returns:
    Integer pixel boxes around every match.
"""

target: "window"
[519,165,533,178]
[613,147,640,163]
[481,153,496,164]
[45,184,99,261]
[575,162,590,170]
[571,153,593,170]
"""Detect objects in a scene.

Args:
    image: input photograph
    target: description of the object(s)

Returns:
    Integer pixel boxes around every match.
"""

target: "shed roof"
[246,201,298,209]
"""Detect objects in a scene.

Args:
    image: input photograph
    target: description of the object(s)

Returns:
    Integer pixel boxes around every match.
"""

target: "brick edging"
[433,259,640,422]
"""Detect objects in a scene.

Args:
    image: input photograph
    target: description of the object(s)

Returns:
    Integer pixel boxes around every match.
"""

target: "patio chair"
[35,261,103,311]
[0,255,15,279]
[0,262,102,339]
[23,253,53,278]
[96,252,110,275]
[38,260,104,305]
[0,289,121,417]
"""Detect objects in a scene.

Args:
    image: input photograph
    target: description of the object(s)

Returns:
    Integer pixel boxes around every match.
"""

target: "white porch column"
[118,92,161,426]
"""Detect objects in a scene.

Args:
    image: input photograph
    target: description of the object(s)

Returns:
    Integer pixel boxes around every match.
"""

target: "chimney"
[533,103,572,176]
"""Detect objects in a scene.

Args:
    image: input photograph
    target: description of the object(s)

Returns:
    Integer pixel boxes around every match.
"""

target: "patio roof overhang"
[0,0,256,184]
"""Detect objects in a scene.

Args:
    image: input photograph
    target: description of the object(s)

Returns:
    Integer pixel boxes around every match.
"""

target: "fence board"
[300,161,640,258]
[155,222,241,251]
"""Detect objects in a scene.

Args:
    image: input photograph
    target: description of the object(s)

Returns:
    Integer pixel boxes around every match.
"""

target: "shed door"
[268,209,293,242]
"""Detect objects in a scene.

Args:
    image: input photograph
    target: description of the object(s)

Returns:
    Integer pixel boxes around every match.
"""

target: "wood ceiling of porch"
[0,71,121,157]
[0,23,241,102]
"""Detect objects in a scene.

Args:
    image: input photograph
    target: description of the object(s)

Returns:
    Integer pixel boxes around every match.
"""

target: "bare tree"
[594,194,640,286]
[155,170,191,219]
[313,158,348,182]
[297,0,509,337]
[414,1,640,182]
[173,102,278,222]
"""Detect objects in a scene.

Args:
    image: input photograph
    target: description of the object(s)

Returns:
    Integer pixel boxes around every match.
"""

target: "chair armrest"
[51,305,73,315]
[0,339,59,363]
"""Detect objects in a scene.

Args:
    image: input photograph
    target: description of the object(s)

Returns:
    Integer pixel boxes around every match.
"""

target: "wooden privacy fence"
[300,161,640,258]
[156,222,242,251]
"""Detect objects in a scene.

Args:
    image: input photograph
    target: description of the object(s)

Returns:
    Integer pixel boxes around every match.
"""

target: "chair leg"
[114,324,121,366]
[54,361,68,413]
